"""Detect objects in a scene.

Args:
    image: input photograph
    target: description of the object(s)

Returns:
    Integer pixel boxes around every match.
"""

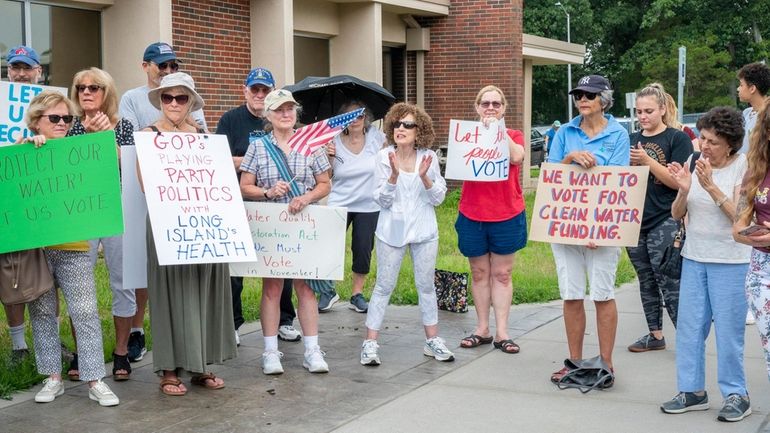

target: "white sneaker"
[262,350,284,375]
[360,339,381,366]
[746,310,756,325]
[303,346,329,373]
[424,336,455,362]
[35,378,64,403]
[88,380,120,407]
[278,325,302,342]
[235,330,241,347]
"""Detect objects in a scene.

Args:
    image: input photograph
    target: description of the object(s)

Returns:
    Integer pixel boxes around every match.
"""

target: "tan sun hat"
[264,89,298,111]
[147,72,204,111]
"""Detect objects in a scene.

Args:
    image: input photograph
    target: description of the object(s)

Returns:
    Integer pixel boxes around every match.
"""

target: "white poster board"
[134,131,257,265]
[0,81,68,146]
[444,118,510,181]
[229,202,347,280]
[120,146,148,289]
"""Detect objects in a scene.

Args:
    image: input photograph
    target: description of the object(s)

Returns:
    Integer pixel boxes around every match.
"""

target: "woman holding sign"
[662,107,750,420]
[139,73,236,396]
[456,85,526,355]
[546,75,630,384]
[239,89,332,375]
[19,91,120,406]
[626,83,693,354]
[359,103,451,366]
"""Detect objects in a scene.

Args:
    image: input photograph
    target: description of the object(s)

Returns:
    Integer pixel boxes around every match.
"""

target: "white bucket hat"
[148,72,204,111]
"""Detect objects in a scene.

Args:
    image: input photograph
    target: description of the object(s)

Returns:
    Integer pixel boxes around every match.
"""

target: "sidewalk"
[0,282,768,433]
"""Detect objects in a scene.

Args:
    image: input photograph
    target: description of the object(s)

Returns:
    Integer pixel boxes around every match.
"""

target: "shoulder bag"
[0,249,54,305]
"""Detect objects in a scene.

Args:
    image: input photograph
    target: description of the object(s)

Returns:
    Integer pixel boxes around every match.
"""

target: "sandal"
[160,377,187,396]
[67,353,80,381]
[550,366,570,383]
[190,372,225,390]
[460,334,494,348]
[112,352,132,381]
[493,339,520,354]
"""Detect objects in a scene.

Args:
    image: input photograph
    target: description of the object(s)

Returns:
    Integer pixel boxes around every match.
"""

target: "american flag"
[288,108,365,156]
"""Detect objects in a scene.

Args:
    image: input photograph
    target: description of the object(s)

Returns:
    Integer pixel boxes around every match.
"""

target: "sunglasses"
[393,121,417,129]
[160,93,190,105]
[154,61,179,71]
[572,91,599,101]
[355,114,365,120]
[46,115,74,124]
[248,85,271,94]
[479,101,503,109]
[76,84,104,93]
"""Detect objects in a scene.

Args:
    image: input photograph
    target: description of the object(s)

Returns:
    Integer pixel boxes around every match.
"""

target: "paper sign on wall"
[444,118,509,181]
[0,130,123,253]
[529,163,649,247]
[229,203,347,280]
[134,131,257,265]
[0,82,68,147]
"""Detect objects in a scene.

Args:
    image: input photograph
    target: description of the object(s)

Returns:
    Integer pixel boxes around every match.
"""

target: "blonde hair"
[25,91,77,134]
[474,85,508,108]
[637,82,682,129]
[740,97,770,223]
[70,67,119,123]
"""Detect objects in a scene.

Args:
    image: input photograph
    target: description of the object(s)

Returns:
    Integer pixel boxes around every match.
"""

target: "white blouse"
[327,126,385,212]
[373,146,447,247]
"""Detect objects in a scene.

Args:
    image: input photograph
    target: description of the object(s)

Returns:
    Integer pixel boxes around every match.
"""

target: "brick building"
[1,0,583,185]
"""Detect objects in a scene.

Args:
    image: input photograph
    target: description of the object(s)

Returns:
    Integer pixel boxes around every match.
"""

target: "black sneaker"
[660,392,709,414]
[717,394,751,422]
[127,331,147,362]
[628,333,666,352]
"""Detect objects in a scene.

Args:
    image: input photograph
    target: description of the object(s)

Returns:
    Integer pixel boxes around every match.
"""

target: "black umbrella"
[284,75,396,124]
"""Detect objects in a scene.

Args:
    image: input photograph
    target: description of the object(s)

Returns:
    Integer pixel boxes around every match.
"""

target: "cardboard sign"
[134,131,257,265]
[529,163,649,247]
[229,203,347,280]
[444,118,510,181]
[0,130,123,253]
[0,82,68,146]
[120,146,148,290]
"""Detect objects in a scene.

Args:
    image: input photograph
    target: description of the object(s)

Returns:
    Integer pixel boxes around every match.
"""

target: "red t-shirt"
[458,128,526,222]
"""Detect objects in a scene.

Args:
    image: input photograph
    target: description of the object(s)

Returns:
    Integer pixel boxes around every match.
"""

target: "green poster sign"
[0,130,123,253]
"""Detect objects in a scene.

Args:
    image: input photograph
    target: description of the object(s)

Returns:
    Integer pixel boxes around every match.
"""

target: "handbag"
[0,248,54,305]
[434,269,468,313]
[557,356,615,393]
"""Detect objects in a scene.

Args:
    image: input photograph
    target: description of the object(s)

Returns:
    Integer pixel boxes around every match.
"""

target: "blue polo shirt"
[546,114,630,167]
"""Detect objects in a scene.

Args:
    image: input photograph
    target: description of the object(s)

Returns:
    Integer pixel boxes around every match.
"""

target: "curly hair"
[738,62,770,96]
[383,102,435,149]
[740,98,770,223]
[25,90,77,134]
[71,67,119,123]
[696,106,744,155]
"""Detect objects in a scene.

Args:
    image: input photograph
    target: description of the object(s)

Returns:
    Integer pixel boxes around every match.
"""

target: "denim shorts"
[455,211,527,258]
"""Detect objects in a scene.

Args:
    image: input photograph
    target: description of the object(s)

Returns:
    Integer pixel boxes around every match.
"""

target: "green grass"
[0,190,635,397]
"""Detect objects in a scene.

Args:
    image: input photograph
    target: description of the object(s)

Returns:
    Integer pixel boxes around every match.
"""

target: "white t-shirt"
[740,107,757,154]
[327,127,385,212]
[682,153,751,263]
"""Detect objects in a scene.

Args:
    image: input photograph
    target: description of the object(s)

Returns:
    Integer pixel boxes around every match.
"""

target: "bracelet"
[715,195,728,207]
[263,187,271,200]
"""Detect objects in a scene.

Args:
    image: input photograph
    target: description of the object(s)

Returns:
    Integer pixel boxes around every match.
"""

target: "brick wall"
[172,0,251,130]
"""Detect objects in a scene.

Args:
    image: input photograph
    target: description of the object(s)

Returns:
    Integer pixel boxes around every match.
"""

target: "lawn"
[0,190,636,398]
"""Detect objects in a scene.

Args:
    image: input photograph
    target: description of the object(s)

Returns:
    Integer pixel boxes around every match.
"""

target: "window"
[294,35,329,82]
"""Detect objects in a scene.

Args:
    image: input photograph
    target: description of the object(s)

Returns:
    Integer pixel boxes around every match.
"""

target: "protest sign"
[120,146,148,290]
[0,82,68,146]
[229,203,347,280]
[529,163,649,247]
[0,130,123,253]
[444,118,510,181]
[134,131,257,265]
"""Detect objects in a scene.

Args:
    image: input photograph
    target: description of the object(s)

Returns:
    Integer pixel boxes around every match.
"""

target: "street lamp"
[555,1,572,119]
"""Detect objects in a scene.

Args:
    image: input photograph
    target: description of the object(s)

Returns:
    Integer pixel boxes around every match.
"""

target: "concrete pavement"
[1,281,769,433]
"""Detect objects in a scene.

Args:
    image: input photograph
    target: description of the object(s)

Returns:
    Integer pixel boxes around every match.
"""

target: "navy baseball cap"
[143,42,177,64]
[245,68,275,88]
[7,45,40,66]
[570,75,612,94]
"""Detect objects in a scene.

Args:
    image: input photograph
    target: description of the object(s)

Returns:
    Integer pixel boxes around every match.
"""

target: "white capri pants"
[366,238,438,331]
[551,243,621,301]
[89,235,136,317]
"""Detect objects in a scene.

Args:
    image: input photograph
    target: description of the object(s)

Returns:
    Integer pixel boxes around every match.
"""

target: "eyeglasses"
[160,94,190,105]
[154,61,179,71]
[9,63,35,71]
[479,101,503,109]
[393,121,417,129]
[46,115,74,124]
[248,85,271,94]
[572,91,599,101]
[76,84,104,93]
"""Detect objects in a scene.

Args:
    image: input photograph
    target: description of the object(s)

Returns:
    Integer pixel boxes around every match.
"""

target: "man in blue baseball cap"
[5,45,42,84]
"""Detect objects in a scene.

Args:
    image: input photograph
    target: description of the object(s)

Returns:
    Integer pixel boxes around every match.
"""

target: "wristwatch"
[263,187,271,200]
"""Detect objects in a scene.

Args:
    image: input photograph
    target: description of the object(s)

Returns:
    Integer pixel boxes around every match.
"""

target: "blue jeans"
[676,258,749,397]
